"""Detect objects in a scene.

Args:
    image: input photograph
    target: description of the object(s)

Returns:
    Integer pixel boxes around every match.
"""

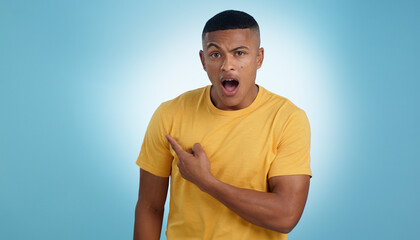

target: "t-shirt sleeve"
[136,103,173,177]
[268,109,312,178]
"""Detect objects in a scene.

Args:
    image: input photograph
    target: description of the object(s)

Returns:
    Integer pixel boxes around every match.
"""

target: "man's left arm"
[166,134,310,234]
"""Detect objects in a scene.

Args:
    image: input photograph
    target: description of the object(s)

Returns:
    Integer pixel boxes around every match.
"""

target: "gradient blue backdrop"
[1,1,419,239]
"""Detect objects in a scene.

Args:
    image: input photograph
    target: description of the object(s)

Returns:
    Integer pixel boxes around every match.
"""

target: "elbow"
[136,200,165,216]
[270,214,300,234]
[273,223,295,234]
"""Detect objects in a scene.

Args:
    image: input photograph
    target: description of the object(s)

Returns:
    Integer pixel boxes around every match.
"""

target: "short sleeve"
[136,103,173,177]
[268,109,312,178]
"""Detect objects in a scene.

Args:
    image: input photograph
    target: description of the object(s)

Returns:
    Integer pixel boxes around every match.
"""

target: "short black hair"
[202,10,259,38]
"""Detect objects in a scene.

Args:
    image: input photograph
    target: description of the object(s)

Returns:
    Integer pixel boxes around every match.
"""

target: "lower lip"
[221,82,239,97]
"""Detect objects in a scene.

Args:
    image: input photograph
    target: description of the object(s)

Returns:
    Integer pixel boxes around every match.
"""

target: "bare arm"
[203,174,310,233]
[166,134,310,233]
[133,169,169,240]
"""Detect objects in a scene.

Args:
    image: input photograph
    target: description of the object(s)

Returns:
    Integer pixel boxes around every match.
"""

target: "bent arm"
[133,169,169,240]
[165,134,310,233]
[201,174,310,233]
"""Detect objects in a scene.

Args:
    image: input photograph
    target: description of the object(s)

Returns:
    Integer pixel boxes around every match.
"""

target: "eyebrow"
[206,43,249,52]
[207,43,221,50]
[230,46,249,52]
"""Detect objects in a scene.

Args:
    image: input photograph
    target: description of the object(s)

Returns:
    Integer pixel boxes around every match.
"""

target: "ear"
[199,50,207,71]
[256,47,264,69]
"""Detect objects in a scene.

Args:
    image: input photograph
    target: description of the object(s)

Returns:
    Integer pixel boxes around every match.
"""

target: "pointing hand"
[166,134,213,190]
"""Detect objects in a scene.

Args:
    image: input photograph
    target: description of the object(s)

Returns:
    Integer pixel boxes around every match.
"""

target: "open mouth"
[222,79,239,93]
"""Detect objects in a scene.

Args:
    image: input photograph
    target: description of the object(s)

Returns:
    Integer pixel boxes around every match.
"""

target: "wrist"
[197,173,218,193]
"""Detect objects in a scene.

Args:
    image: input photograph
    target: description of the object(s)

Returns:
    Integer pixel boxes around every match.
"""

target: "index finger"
[165,134,185,156]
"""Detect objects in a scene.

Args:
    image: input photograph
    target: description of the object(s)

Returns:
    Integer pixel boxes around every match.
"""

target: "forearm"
[201,178,299,233]
[165,135,309,233]
[133,201,164,240]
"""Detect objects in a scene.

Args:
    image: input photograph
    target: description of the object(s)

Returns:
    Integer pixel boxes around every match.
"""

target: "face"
[200,28,264,111]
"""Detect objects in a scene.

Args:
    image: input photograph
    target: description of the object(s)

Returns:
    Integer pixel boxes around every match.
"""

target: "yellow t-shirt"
[137,85,311,240]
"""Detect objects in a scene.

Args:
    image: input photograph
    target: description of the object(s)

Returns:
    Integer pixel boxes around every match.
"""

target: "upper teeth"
[225,79,234,81]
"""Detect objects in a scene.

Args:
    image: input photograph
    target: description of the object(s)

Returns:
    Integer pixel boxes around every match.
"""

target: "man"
[134,10,311,240]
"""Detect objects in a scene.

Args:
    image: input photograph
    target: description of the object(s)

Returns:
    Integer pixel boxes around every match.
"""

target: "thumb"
[192,143,206,157]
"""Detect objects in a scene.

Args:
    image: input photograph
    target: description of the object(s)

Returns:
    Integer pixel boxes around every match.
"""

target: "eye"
[210,52,221,58]
[236,51,245,56]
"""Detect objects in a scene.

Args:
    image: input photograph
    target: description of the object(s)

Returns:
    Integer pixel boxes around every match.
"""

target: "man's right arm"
[134,169,169,240]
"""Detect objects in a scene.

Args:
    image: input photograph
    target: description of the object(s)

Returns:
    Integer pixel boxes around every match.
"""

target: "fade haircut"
[202,10,260,39]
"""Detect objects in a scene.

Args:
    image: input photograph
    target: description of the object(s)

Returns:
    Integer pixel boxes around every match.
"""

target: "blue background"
[1,0,419,239]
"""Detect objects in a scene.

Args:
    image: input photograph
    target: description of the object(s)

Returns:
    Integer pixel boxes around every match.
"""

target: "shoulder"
[156,86,208,116]
[259,86,305,116]
[258,86,310,140]
[146,86,208,134]
[162,86,207,108]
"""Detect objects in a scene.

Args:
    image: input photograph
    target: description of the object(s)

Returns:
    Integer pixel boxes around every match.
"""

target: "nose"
[221,55,235,71]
